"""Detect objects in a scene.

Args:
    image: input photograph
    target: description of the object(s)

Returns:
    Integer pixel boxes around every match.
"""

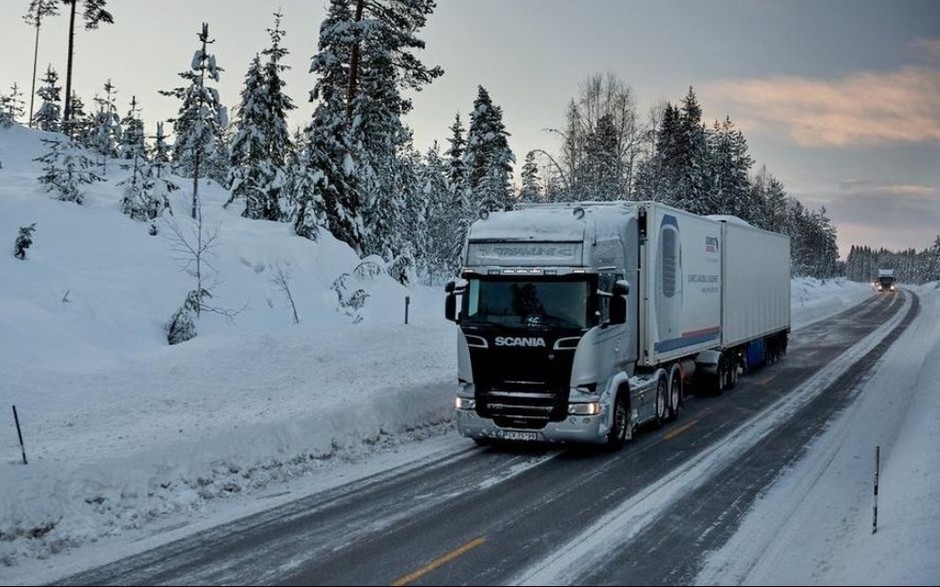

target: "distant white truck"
[445,201,791,448]
[876,269,896,292]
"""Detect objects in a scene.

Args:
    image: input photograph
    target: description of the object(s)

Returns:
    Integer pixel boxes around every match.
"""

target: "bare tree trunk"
[192,151,199,220]
[29,18,41,128]
[345,0,365,122]
[63,0,77,135]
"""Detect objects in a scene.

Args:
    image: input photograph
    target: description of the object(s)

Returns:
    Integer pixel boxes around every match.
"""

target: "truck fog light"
[456,397,476,410]
[568,402,600,416]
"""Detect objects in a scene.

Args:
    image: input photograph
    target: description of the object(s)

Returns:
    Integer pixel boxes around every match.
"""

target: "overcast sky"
[1,0,937,258]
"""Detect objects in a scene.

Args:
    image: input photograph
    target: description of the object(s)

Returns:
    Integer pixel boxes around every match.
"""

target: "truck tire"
[654,374,668,428]
[727,354,738,389]
[606,391,631,451]
[705,356,727,396]
[667,364,683,421]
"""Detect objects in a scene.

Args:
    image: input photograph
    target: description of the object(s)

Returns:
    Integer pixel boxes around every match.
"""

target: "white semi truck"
[445,201,790,448]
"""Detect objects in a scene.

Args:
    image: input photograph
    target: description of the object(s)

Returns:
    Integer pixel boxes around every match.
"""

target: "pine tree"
[419,141,450,281]
[66,91,93,144]
[35,138,103,203]
[14,223,37,260]
[149,121,178,218]
[351,1,442,261]
[88,79,121,165]
[926,236,940,283]
[285,130,325,239]
[442,113,472,276]
[445,113,468,198]
[707,116,753,218]
[33,64,61,132]
[119,145,158,222]
[160,22,228,218]
[519,150,542,202]
[1,83,27,126]
[228,11,295,221]
[635,102,680,202]
[23,0,60,129]
[301,0,362,251]
[119,95,146,160]
[464,86,514,212]
[672,86,709,214]
[60,0,114,134]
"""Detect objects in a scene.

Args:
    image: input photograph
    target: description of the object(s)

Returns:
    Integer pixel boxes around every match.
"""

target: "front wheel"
[606,392,631,451]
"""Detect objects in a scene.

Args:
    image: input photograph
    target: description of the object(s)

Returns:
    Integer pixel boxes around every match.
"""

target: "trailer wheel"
[606,391,631,451]
[667,364,682,421]
[727,353,738,389]
[712,356,727,396]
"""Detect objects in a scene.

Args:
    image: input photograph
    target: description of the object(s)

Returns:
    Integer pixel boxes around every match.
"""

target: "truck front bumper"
[455,408,608,445]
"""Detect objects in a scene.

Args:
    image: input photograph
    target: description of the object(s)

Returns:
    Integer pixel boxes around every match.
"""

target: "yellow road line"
[759,375,777,385]
[392,537,486,586]
[664,419,698,440]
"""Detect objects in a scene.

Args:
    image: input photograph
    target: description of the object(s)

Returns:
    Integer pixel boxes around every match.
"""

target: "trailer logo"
[494,336,546,348]
[705,236,719,254]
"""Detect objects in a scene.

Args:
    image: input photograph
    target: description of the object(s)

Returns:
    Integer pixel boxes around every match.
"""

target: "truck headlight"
[456,397,476,410]
[568,402,600,416]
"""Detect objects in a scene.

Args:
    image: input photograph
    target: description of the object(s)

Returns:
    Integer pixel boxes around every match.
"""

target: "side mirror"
[445,280,457,294]
[610,280,630,325]
[445,292,457,323]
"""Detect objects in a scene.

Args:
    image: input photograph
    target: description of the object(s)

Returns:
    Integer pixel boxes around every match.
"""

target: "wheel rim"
[616,401,627,441]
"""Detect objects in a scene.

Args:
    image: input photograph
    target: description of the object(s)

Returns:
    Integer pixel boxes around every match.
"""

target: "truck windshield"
[461,276,593,329]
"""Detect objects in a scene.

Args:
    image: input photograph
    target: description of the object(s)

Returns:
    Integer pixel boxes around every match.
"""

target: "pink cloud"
[706,60,940,147]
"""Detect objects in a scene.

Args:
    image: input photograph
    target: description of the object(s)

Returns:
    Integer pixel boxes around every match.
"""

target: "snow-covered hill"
[1,124,456,566]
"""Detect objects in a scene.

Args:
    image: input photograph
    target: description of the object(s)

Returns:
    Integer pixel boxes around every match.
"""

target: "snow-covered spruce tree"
[389,135,425,284]
[284,129,325,239]
[518,150,542,202]
[441,112,472,276]
[119,95,145,160]
[672,86,709,214]
[148,121,178,219]
[706,116,753,219]
[88,78,121,169]
[634,102,680,203]
[165,288,209,345]
[227,12,295,222]
[419,141,452,281]
[344,0,443,262]
[118,111,164,224]
[35,137,103,204]
[299,0,362,251]
[65,91,93,144]
[464,86,515,212]
[33,64,61,132]
[1,83,26,126]
[160,22,228,218]
[14,223,37,260]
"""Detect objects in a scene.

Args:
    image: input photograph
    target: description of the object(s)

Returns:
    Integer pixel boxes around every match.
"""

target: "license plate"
[497,430,539,442]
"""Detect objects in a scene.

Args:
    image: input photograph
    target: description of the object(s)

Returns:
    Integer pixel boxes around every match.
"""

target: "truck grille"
[469,347,575,428]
